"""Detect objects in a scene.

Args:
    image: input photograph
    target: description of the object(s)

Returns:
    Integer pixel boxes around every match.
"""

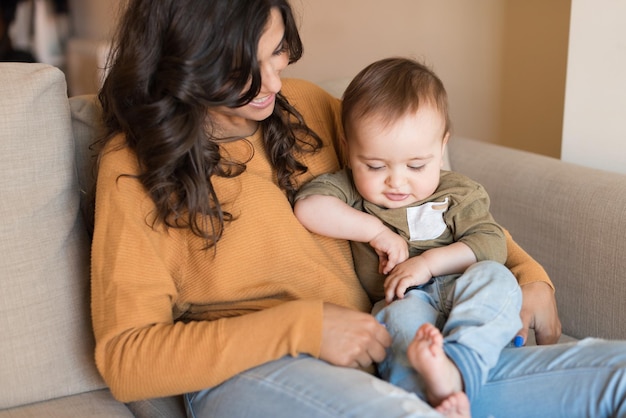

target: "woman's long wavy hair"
[98,0,322,249]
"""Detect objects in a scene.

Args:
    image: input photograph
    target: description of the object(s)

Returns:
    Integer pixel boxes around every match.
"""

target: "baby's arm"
[294,195,408,273]
[384,242,477,303]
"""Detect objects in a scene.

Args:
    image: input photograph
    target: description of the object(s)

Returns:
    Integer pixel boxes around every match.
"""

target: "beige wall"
[68,0,126,39]
[285,0,505,148]
[65,0,127,95]
[66,0,570,159]
[285,0,570,158]
[562,0,626,175]
[500,1,570,158]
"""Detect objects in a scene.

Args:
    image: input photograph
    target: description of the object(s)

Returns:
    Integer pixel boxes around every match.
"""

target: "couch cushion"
[448,136,626,340]
[0,63,105,409]
[0,389,133,418]
[127,396,187,418]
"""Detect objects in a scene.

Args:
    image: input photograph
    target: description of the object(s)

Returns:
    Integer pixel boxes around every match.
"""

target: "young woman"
[91,1,626,417]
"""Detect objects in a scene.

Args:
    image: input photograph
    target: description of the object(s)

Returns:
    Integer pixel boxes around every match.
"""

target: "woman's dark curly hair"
[98,0,322,248]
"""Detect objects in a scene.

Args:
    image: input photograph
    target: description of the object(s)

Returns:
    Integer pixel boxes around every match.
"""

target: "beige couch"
[1,63,625,417]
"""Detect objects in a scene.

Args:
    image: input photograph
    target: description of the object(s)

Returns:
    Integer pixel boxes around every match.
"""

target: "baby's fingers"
[382,250,408,275]
[383,273,402,303]
[375,250,389,275]
[381,259,397,275]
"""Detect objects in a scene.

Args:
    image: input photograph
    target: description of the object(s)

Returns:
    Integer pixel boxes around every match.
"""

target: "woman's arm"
[504,230,562,344]
[91,142,329,402]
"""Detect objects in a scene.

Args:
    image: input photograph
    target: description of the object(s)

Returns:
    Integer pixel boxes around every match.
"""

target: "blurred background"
[2,0,623,174]
[1,0,68,65]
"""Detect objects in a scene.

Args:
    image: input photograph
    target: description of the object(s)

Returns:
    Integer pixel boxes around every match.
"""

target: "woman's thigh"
[185,355,445,418]
[473,338,626,418]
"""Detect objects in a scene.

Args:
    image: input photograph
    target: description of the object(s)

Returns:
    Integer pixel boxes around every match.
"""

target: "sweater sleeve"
[503,229,555,290]
[91,139,324,402]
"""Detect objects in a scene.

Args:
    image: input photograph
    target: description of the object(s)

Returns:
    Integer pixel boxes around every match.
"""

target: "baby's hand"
[383,256,433,303]
[369,228,409,275]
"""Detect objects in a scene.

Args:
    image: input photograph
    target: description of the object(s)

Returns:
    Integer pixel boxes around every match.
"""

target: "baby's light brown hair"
[341,57,451,142]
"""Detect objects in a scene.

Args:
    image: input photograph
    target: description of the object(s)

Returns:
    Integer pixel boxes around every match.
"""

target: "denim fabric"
[472,338,626,417]
[185,355,443,418]
[374,261,522,401]
[184,261,626,417]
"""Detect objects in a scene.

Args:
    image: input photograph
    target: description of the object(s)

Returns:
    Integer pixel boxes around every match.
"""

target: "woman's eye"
[273,43,288,56]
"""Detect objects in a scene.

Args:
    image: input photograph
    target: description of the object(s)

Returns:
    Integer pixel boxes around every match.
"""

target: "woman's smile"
[249,93,276,110]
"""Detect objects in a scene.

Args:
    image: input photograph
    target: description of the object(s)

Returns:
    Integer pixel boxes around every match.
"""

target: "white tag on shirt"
[406,198,449,241]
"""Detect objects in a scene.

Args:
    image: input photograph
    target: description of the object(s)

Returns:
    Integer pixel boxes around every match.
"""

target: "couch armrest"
[448,136,626,340]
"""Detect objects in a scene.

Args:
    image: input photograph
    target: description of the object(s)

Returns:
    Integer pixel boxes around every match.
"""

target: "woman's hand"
[517,281,562,345]
[319,303,391,368]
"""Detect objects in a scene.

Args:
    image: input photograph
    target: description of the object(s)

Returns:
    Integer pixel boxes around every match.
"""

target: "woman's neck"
[207,111,260,139]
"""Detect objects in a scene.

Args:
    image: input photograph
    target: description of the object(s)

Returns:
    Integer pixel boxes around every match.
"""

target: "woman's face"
[210,8,289,134]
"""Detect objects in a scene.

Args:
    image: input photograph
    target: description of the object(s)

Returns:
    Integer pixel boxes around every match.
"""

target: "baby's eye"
[366,164,384,171]
[408,165,425,171]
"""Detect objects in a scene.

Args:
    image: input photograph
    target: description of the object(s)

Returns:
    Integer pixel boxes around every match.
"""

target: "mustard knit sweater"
[91,78,552,402]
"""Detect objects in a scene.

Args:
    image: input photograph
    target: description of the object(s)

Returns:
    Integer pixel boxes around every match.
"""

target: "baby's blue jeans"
[373,260,523,402]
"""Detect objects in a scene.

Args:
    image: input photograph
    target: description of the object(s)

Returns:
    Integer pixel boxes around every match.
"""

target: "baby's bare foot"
[436,392,471,418]
[406,323,464,406]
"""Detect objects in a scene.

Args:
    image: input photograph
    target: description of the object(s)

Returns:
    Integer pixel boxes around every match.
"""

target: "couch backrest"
[70,93,104,235]
[449,136,626,340]
[0,63,105,409]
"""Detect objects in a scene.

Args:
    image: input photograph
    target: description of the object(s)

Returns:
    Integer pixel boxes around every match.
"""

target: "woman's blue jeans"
[185,341,626,418]
[185,262,626,417]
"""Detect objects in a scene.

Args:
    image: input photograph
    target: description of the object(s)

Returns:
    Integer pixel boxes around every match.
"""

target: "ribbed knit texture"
[503,229,553,289]
[91,79,371,402]
[91,78,552,402]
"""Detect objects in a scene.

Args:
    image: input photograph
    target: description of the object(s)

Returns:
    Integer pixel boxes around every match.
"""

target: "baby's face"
[347,105,448,209]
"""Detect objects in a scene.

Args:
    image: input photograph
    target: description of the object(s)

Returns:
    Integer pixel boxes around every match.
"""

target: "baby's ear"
[442,131,450,146]
[440,132,450,168]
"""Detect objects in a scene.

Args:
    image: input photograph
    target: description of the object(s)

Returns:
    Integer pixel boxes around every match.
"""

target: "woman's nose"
[261,62,284,94]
